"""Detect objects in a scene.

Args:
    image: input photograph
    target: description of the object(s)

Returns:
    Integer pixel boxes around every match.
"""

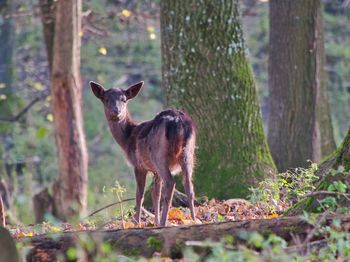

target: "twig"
[0,195,5,227]
[0,96,43,122]
[304,191,350,201]
[284,239,328,254]
[302,210,330,246]
[142,207,155,218]
[81,198,135,220]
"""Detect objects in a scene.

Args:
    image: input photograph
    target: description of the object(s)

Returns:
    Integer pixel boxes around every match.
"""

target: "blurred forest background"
[0,0,349,224]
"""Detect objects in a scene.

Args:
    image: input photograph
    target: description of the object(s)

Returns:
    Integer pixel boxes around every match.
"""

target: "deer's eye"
[121,96,127,103]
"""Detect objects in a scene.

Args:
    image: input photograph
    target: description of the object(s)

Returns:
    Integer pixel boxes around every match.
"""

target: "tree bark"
[268,0,336,172]
[51,0,88,221]
[160,0,275,199]
[22,215,350,260]
[39,0,56,72]
[0,0,18,178]
[0,0,15,95]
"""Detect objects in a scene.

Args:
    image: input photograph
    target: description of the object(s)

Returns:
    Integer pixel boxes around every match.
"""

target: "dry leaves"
[9,197,289,239]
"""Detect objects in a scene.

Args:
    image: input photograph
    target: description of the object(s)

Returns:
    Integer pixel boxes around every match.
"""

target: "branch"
[284,239,328,255]
[302,210,330,245]
[81,198,135,220]
[0,96,43,122]
[304,191,350,200]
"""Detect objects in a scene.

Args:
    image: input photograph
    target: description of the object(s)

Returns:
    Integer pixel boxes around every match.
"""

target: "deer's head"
[90,81,144,121]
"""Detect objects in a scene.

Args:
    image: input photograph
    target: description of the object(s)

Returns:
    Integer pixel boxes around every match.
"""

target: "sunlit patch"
[121,9,131,18]
[46,113,54,122]
[149,33,156,40]
[98,47,107,55]
[147,26,155,33]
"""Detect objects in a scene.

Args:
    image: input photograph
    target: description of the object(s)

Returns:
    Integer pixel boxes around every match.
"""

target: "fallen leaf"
[123,221,135,229]
[168,208,185,223]
[266,212,279,219]
[47,225,62,232]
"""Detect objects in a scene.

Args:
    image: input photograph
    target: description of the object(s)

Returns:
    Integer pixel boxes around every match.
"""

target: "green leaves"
[248,162,319,212]
[146,236,162,251]
[36,127,48,139]
[328,181,347,193]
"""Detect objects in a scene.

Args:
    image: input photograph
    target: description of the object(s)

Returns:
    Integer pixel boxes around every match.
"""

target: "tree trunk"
[51,0,88,221]
[160,0,275,199]
[0,0,17,177]
[0,0,15,95]
[39,0,56,72]
[22,215,350,260]
[268,0,336,172]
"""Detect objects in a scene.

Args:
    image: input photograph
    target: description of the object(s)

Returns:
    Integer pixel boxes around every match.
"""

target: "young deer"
[90,81,196,226]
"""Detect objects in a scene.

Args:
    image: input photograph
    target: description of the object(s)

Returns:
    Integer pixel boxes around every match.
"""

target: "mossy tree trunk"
[268,0,336,172]
[160,0,275,199]
[0,0,16,112]
[51,0,88,221]
[0,0,16,142]
[0,0,20,190]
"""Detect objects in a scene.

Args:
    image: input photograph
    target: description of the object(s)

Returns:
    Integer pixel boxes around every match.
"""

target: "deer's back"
[127,109,196,172]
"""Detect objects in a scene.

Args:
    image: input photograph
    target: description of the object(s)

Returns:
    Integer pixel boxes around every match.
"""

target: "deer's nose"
[112,108,121,114]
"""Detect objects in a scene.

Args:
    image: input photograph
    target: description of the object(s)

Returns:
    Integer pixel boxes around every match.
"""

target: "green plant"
[249,162,319,212]
[146,236,162,252]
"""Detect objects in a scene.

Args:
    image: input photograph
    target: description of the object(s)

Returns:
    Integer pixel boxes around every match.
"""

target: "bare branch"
[304,191,350,200]
[0,96,44,122]
[81,198,135,220]
[302,210,330,245]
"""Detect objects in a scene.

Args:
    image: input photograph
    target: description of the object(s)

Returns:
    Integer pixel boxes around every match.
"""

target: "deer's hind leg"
[180,139,196,221]
[134,168,147,225]
[152,173,162,225]
[155,164,175,227]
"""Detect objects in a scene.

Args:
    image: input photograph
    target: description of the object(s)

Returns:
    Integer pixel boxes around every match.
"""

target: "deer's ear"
[90,81,105,99]
[125,81,144,100]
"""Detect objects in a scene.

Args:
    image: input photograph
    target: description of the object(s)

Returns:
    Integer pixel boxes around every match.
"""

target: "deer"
[90,81,196,226]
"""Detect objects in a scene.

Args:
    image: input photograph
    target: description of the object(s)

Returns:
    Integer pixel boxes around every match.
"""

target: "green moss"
[171,240,185,259]
[344,155,350,171]
[146,236,162,252]
[123,248,140,257]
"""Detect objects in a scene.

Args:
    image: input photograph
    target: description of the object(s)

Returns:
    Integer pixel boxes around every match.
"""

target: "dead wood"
[20,214,350,260]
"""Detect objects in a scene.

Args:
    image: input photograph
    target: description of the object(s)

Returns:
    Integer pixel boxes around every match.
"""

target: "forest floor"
[7,196,350,261]
[9,198,288,238]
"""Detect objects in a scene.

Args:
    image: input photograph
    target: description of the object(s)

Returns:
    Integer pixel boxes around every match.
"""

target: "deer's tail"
[163,110,196,161]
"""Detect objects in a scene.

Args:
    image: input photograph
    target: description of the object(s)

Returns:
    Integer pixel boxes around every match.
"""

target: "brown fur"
[90,81,196,226]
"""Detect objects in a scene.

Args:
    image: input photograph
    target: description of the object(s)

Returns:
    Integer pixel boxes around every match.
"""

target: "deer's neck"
[107,111,136,151]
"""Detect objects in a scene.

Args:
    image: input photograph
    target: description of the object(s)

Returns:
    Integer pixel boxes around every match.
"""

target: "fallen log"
[18,214,350,261]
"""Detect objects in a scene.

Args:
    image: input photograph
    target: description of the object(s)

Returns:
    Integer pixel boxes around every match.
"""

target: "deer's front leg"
[152,173,162,225]
[134,168,147,225]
